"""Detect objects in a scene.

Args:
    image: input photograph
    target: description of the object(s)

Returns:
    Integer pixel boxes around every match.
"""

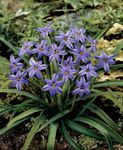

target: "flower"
[59,65,77,82]
[9,71,28,90]
[72,45,90,63]
[79,63,98,80]
[10,55,24,74]
[36,24,53,38]
[95,52,116,72]
[19,41,34,57]
[42,74,63,96]
[72,27,86,43]
[88,36,97,53]
[49,43,67,62]
[55,31,74,49]
[33,40,49,59]
[63,56,76,68]
[28,58,47,79]
[73,77,90,97]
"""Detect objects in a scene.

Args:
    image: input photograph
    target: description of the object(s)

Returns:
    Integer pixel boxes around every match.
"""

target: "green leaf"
[91,89,123,112]
[23,113,46,150]
[0,108,11,117]
[0,56,9,74]
[64,0,81,10]
[67,90,123,106]
[93,28,108,39]
[76,96,97,117]
[74,117,123,144]
[38,110,70,132]
[47,123,58,150]
[93,81,123,88]
[15,99,35,108]
[114,40,123,53]
[0,89,49,107]
[0,36,18,54]
[7,107,41,127]
[61,121,84,150]
[65,120,104,141]
[105,95,123,112]
[87,103,121,134]
[0,117,30,135]
[104,135,113,150]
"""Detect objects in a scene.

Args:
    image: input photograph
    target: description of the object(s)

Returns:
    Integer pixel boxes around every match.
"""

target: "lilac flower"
[33,40,49,59]
[63,56,76,68]
[95,52,116,72]
[19,41,34,57]
[72,45,90,63]
[10,55,24,74]
[42,74,63,96]
[88,36,97,53]
[73,77,90,97]
[36,24,53,38]
[79,63,98,80]
[49,43,67,62]
[72,27,86,43]
[55,31,74,49]
[28,58,47,79]
[59,65,77,82]
[9,71,28,90]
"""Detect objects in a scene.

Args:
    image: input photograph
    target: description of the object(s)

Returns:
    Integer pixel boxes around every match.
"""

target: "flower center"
[52,82,56,88]
[23,45,28,50]
[65,71,69,75]
[13,64,16,67]
[16,77,21,81]
[80,85,85,89]
[64,36,68,41]
[103,58,107,63]
[39,47,44,51]
[77,32,80,36]
[80,52,84,55]
[34,66,38,70]
[86,68,90,72]
[54,50,59,54]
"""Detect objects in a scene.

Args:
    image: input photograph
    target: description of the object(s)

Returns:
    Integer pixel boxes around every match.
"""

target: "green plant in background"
[0,0,123,48]
[0,25,123,150]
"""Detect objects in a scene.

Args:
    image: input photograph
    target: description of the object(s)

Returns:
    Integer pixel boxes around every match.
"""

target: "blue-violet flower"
[73,77,90,97]
[49,43,67,62]
[28,58,47,79]
[42,74,63,96]
[95,52,116,72]
[9,71,28,90]
[10,55,24,74]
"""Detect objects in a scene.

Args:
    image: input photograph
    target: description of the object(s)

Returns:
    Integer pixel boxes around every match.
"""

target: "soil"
[0,120,71,150]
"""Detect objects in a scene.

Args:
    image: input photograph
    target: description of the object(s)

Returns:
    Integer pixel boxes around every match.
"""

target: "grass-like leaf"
[67,90,123,106]
[23,112,46,150]
[114,40,123,53]
[87,103,121,134]
[93,81,123,88]
[61,121,84,150]
[65,120,104,141]
[104,135,113,150]
[7,107,41,127]
[0,36,18,54]
[0,117,31,135]
[104,95,123,112]
[47,122,58,150]
[38,110,70,132]
[74,117,123,144]
[0,108,11,117]
[0,89,49,108]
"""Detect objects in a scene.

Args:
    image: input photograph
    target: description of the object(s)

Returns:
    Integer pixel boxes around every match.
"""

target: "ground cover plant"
[0,0,123,150]
[0,24,123,150]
